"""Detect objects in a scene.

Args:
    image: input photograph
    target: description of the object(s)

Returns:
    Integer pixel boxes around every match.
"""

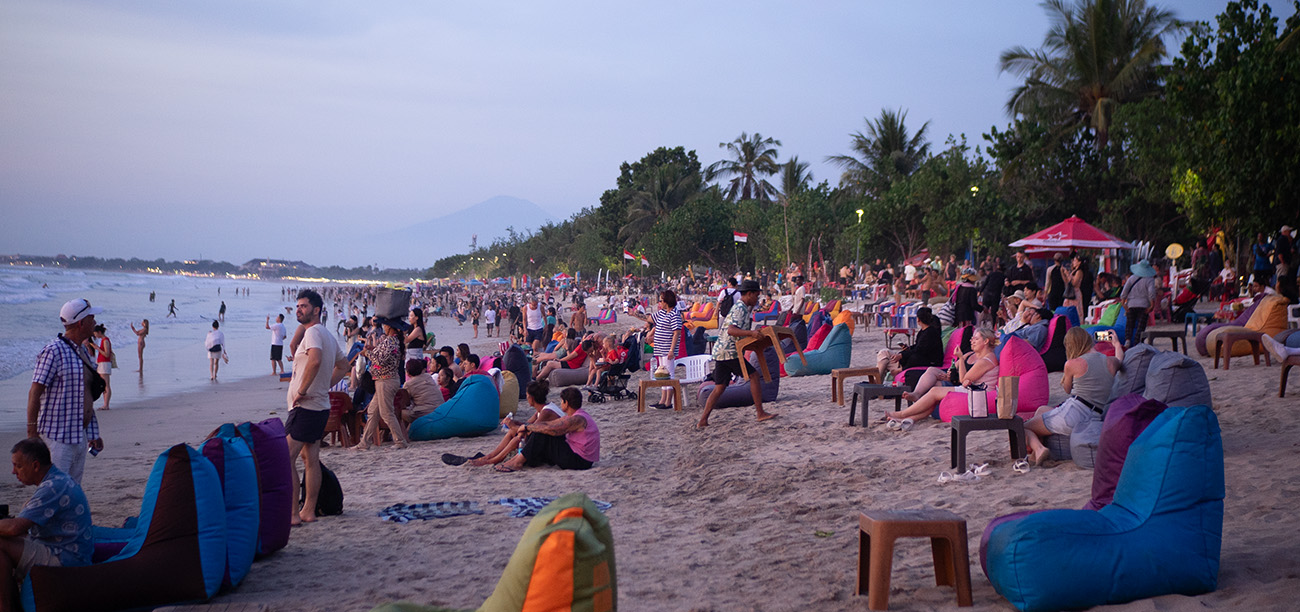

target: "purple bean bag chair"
[697,347,780,407]
[237,418,293,558]
[937,335,1048,422]
[807,309,829,339]
[1085,393,1169,510]
[1195,302,1258,357]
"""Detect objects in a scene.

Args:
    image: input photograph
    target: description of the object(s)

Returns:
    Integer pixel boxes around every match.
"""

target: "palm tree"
[619,164,699,244]
[706,132,782,202]
[826,108,931,197]
[998,0,1185,150]
[776,157,813,265]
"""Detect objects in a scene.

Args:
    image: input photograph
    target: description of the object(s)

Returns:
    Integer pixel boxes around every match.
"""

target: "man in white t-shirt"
[285,289,348,526]
[524,296,545,350]
[266,314,288,375]
[484,306,497,337]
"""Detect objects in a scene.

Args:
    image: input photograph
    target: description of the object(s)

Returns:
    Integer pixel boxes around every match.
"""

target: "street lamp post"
[854,209,864,268]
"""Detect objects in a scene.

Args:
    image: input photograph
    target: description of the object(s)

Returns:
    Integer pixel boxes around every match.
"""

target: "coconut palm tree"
[619,164,700,244]
[776,157,813,264]
[706,132,782,202]
[826,108,931,197]
[998,0,1185,150]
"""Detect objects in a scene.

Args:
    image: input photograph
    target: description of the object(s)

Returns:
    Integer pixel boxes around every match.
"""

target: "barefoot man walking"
[698,280,778,428]
[285,289,348,525]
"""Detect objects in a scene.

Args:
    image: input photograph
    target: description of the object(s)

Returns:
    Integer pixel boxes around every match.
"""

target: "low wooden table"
[831,367,881,405]
[637,379,682,412]
[1143,328,1187,354]
[849,382,905,426]
[736,326,807,382]
[857,509,973,610]
[1214,331,1270,370]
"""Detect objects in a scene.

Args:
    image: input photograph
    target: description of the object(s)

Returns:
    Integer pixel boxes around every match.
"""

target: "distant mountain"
[370,196,559,268]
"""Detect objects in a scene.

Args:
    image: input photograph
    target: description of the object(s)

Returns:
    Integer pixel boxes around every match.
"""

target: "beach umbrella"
[467,279,485,287]
[492,277,510,285]
[1010,215,1134,250]
[553,273,572,280]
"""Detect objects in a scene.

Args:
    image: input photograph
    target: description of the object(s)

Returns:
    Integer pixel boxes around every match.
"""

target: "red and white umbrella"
[1009,215,1134,250]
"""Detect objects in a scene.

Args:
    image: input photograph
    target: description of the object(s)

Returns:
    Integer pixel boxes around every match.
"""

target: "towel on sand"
[378,501,483,523]
[490,497,612,518]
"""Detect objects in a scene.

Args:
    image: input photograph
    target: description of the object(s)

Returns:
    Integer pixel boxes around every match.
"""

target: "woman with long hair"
[885,328,1000,426]
[130,319,149,373]
[1025,327,1123,464]
[90,324,113,410]
[405,308,427,361]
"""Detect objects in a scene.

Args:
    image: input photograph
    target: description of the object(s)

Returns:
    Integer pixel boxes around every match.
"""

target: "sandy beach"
[3,300,1298,612]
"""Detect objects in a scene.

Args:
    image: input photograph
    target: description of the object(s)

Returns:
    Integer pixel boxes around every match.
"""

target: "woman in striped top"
[646,290,683,409]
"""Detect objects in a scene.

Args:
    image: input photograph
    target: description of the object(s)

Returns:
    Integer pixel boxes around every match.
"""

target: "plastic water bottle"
[501,412,513,432]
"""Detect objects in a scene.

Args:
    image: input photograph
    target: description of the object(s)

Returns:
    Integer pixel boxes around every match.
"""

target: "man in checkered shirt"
[25,299,105,484]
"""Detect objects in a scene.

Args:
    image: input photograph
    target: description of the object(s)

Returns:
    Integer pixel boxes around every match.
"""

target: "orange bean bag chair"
[832,309,856,335]
[1207,295,1290,358]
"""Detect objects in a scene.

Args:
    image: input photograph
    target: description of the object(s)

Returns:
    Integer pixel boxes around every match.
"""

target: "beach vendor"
[698,279,778,428]
[0,438,93,608]
[27,299,105,484]
[494,387,598,472]
[1025,328,1123,465]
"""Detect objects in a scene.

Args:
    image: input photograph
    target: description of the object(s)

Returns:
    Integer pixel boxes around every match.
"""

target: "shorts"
[473,318,480,325]
[96,362,111,376]
[271,345,284,361]
[285,408,330,444]
[526,328,544,344]
[1042,397,1097,436]
[711,358,747,385]
[18,538,60,578]
[561,361,575,370]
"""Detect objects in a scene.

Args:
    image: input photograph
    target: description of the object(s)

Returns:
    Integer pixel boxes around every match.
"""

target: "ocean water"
[0,266,321,430]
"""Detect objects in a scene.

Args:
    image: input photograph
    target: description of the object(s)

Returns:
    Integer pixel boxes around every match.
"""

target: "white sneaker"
[1261,334,1288,362]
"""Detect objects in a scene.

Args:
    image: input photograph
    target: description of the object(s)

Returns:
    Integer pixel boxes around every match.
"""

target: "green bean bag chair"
[371,492,616,612]
[785,323,851,377]
[409,374,498,441]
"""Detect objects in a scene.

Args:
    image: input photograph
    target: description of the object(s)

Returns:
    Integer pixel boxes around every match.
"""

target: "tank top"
[1070,352,1113,407]
[96,337,111,363]
[408,327,425,350]
[525,304,544,331]
[564,409,600,463]
[965,354,998,386]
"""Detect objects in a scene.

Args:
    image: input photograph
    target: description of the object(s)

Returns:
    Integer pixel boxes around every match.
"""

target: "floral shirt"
[711,301,753,361]
[368,334,402,380]
[19,466,92,566]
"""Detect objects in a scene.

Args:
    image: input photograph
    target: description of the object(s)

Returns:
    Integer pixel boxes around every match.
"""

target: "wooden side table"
[857,509,973,610]
[637,379,682,412]
[831,367,881,405]
[1143,328,1187,354]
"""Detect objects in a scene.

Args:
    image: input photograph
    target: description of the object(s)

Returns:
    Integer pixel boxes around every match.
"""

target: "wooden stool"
[637,379,682,412]
[857,509,973,610]
[950,415,1026,474]
[884,328,913,348]
[735,326,807,382]
[1214,331,1270,370]
[831,367,881,405]
[1143,329,1187,354]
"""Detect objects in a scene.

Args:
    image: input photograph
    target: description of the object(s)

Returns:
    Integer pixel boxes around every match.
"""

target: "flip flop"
[493,464,519,473]
[886,419,902,431]
[970,462,990,476]
[1012,459,1031,474]
[897,418,915,432]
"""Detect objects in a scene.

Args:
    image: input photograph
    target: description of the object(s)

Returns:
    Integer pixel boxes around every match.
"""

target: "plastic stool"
[950,415,1026,473]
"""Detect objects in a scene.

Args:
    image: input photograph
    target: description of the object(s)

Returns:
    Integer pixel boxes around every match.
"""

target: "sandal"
[970,462,990,476]
[493,464,519,473]
[1012,459,1031,474]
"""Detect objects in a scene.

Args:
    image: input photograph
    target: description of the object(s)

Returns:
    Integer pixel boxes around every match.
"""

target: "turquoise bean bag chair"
[409,374,499,441]
[785,323,851,377]
[982,405,1223,612]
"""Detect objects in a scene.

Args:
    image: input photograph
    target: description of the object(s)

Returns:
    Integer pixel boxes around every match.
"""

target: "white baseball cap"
[59,298,102,325]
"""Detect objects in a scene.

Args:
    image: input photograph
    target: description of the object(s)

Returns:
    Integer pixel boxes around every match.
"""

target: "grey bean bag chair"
[547,364,589,388]
[1069,416,1104,469]
[1143,351,1212,408]
[696,347,781,408]
[1108,343,1159,403]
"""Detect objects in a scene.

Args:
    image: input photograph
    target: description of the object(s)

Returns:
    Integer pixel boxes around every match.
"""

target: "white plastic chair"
[673,354,714,406]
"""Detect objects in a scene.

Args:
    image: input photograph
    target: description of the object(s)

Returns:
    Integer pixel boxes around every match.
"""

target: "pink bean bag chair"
[936,335,1049,422]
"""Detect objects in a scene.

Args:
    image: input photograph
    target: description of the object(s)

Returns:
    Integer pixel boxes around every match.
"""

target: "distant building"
[240,258,316,276]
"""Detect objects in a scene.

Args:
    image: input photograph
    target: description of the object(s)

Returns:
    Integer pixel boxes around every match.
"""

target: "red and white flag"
[733,231,748,243]
[640,255,650,267]
[623,250,636,260]
[529,257,535,264]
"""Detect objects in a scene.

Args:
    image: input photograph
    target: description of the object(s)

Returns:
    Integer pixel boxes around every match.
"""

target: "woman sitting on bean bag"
[875,307,943,377]
[1025,327,1124,465]
[885,328,1000,426]
[495,387,599,472]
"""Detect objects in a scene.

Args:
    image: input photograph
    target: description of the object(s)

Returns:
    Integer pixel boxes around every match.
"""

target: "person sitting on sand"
[537,339,591,382]
[698,279,778,428]
[494,387,598,472]
[532,336,574,374]
[876,307,943,378]
[1025,328,1123,464]
[886,328,1000,426]
[400,359,443,425]
[468,380,564,467]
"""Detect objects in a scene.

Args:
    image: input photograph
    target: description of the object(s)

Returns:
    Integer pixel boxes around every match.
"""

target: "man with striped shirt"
[26,299,105,484]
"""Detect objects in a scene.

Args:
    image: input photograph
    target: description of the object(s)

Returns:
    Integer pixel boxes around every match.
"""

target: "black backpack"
[301,461,344,516]
[718,289,735,318]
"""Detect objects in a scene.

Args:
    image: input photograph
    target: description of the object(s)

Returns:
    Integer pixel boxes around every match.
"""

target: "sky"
[0,0,1232,269]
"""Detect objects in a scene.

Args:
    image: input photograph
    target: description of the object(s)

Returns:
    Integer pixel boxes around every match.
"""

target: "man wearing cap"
[26,299,105,484]
[698,280,778,428]
[286,289,349,525]
[1120,260,1161,349]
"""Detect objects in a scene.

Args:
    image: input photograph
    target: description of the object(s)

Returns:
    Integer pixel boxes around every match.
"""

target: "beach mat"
[378,502,483,523]
[491,496,612,518]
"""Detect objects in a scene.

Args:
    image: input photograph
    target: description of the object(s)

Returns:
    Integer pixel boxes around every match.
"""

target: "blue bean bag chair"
[982,405,1223,612]
[26,444,228,612]
[785,323,850,377]
[1084,304,1127,344]
[697,347,781,407]
[1054,305,1080,328]
[201,424,260,589]
[409,374,499,440]
[237,418,293,558]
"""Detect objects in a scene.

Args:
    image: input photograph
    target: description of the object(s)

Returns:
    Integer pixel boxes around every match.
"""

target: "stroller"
[586,333,642,404]
[1172,277,1210,321]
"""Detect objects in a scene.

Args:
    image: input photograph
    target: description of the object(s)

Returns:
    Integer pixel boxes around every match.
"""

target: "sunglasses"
[63,300,94,324]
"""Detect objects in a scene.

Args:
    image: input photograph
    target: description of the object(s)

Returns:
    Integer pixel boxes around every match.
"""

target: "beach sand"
[2,300,1297,612]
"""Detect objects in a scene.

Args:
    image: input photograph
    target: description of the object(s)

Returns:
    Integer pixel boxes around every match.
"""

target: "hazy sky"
[1,0,1230,268]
